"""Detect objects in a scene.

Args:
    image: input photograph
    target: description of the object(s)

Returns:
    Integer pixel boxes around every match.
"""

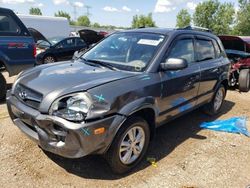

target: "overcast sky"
[0,0,238,27]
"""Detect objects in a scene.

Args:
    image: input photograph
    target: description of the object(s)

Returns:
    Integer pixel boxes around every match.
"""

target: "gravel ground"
[0,73,249,188]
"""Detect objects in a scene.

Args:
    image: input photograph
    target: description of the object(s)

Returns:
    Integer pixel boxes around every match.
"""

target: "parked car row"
[29,28,107,64]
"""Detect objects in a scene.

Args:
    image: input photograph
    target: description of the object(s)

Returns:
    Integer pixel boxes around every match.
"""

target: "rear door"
[75,38,87,51]
[194,36,224,105]
[54,38,76,61]
[0,9,35,76]
[158,35,201,120]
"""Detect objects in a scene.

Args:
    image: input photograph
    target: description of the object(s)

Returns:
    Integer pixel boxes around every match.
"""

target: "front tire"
[0,73,6,101]
[105,116,150,174]
[239,69,250,92]
[203,85,226,116]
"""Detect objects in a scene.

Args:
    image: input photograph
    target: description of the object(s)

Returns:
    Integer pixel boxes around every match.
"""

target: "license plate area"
[11,105,25,118]
[11,105,34,127]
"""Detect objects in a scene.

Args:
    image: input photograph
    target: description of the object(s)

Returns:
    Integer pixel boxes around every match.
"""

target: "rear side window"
[0,13,20,34]
[213,40,223,57]
[196,39,216,61]
[58,38,75,48]
[76,38,86,46]
[168,39,195,64]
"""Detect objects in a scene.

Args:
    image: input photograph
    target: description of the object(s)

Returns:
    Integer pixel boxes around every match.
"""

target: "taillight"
[33,43,37,57]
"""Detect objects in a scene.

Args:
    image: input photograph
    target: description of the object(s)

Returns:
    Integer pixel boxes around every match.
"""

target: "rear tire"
[203,85,226,116]
[0,73,6,101]
[105,116,150,174]
[239,69,250,92]
[43,55,55,64]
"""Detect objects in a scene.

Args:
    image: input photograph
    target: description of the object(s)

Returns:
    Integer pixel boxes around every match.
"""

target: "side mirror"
[160,58,188,71]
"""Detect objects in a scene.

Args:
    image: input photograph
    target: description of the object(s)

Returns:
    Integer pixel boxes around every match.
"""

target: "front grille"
[14,84,43,110]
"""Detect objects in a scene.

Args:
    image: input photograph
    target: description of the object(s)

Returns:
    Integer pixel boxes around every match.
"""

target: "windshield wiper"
[81,58,118,71]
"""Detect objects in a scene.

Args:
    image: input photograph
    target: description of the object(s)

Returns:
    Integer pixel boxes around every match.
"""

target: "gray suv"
[7,27,230,174]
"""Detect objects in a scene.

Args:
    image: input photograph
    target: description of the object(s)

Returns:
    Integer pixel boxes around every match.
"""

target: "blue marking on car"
[94,94,105,102]
[80,128,90,136]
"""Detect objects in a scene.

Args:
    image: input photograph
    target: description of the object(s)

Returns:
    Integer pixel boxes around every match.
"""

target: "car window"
[213,40,223,58]
[196,39,216,61]
[0,13,20,33]
[57,38,75,48]
[76,38,86,46]
[168,39,194,64]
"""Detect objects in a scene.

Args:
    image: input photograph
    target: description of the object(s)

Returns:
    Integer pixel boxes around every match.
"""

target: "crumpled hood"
[16,61,135,101]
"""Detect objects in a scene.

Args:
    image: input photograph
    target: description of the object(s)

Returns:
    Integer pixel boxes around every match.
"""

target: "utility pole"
[85,5,91,17]
[70,3,78,31]
[73,4,77,22]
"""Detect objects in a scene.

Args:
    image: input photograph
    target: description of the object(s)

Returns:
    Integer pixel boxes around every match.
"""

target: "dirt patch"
[0,83,249,188]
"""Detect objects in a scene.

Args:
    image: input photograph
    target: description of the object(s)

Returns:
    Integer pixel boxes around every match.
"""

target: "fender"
[102,97,159,153]
[118,96,159,117]
[213,70,229,92]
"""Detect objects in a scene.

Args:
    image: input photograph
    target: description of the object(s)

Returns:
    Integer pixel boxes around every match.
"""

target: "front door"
[157,35,200,123]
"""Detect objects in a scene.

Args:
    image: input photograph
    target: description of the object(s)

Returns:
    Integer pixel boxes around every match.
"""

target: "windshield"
[82,32,165,72]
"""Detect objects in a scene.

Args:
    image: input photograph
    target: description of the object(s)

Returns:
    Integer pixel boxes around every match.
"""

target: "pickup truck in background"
[0,7,36,100]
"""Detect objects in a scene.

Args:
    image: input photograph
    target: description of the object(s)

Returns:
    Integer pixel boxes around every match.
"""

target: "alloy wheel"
[214,88,224,111]
[119,126,145,165]
[44,56,55,63]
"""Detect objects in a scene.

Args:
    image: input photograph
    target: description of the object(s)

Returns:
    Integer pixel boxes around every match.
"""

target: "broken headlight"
[50,93,92,122]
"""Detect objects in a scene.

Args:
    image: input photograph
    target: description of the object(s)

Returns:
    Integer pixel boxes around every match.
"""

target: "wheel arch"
[117,97,158,141]
[214,71,229,93]
[127,107,156,141]
[104,101,158,154]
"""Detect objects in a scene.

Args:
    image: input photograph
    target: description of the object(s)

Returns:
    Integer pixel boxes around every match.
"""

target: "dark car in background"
[36,29,107,64]
[36,36,88,64]
[0,7,36,100]
[7,27,230,174]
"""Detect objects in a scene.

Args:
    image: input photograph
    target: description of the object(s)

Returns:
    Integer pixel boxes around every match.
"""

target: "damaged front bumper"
[6,91,126,158]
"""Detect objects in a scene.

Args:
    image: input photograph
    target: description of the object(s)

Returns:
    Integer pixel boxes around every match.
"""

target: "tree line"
[29,7,155,29]
[29,8,129,29]
[176,0,250,36]
[29,0,250,35]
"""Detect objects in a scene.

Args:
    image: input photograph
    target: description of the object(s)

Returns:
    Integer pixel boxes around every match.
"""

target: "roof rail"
[179,25,212,33]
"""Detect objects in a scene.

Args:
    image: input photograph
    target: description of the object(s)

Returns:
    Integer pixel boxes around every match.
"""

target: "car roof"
[122,28,174,35]
[121,27,218,38]
[0,7,12,12]
[48,36,80,40]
